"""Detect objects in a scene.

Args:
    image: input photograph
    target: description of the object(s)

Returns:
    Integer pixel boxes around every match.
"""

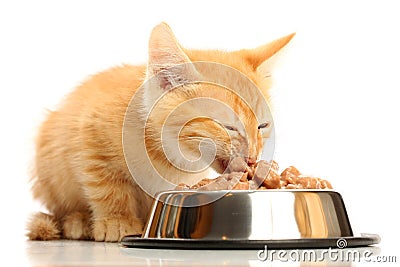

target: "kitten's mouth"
[214,156,255,174]
[220,158,230,171]
[214,157,231,174]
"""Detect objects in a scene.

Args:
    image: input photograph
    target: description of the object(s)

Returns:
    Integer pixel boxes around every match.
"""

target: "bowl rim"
[121,233,381,250]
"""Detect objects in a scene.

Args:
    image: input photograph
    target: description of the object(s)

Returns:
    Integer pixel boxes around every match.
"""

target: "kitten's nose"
[245,157,257,165]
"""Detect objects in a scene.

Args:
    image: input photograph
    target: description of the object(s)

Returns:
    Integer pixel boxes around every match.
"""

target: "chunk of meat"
[228,157,248,173]
[280,166,301,186]
[253,160,281,189]
[175,159,333,190]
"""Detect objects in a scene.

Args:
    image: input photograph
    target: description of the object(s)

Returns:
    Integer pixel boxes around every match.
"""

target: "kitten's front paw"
[93,217,144,242]
[63,211,92,240]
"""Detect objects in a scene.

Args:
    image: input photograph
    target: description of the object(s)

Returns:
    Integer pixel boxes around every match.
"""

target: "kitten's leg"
[93,216,143,242]
[84,173,149,242]
[62,211,92,240]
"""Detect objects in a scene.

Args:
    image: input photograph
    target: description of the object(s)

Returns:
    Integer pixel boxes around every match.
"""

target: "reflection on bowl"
[142,190,353,240]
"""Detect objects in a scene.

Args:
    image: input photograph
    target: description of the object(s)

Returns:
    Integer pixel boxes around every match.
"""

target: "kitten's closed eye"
[258,122,270,129]
[224,125,238,131]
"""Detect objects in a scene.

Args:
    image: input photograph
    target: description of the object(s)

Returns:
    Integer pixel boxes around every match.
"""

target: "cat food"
[176,158,332,190]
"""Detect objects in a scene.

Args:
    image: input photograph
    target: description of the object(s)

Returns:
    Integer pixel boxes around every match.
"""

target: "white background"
[1,0,399,263]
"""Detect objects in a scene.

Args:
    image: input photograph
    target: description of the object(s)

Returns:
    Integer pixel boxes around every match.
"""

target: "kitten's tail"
[26,212,61,240]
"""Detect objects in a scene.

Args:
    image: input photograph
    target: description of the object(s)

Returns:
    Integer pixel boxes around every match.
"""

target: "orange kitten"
[27,23,294,241]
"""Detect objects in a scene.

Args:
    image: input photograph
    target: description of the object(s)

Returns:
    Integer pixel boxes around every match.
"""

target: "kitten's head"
[143,23,294,176]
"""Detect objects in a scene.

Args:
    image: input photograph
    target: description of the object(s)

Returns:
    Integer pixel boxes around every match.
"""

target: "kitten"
[27,22,294,242]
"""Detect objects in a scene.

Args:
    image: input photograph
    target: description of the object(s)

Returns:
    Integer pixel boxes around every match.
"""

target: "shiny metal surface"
[142,190,353,240]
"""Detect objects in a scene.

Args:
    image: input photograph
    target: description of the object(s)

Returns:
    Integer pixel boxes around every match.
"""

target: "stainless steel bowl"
[122,190,380,249]
[143,190,351,239]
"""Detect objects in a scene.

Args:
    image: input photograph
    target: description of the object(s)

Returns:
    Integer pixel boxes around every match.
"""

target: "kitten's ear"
[242,33,295,78]
[147,22,199,90]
